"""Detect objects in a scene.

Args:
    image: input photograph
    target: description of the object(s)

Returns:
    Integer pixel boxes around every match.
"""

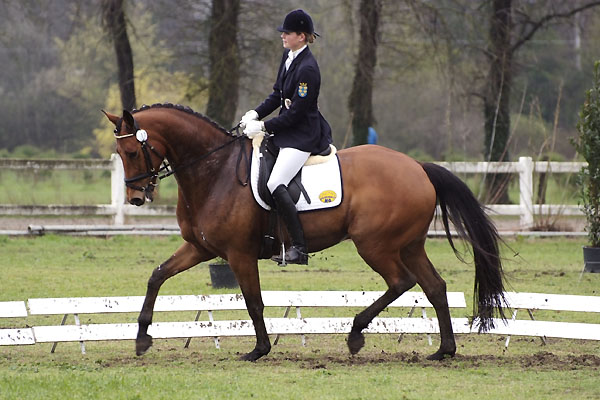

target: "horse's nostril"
[130,197,145,206]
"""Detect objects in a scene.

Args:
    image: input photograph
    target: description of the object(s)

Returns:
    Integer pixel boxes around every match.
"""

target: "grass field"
[0,235,599,399]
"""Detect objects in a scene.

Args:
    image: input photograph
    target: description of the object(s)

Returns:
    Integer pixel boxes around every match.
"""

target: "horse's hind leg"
[402,240,456,360]
[348,249,416,355]
[136,241,209,356]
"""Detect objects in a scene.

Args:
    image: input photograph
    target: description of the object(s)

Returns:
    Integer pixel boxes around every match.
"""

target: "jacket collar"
[284,46,310,78]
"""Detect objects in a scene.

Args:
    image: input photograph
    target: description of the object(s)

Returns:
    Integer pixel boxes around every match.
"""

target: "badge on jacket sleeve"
[298,82,308,98]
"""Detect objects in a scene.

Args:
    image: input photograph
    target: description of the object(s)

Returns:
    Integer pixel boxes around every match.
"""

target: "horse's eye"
[126,150,138,159]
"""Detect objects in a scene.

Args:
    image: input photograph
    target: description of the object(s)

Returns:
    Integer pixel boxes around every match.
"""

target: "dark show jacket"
[255,47,332,153]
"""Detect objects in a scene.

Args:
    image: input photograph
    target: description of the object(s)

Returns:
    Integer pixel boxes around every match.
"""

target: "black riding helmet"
[277,9,320,36]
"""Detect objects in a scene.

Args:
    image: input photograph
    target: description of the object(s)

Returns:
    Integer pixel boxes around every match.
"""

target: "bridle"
[113,117,170,195]
[113,117,248,195]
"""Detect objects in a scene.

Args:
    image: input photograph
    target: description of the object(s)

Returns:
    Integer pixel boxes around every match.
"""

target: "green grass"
[0,169,179,205]
[455,172,579,205]
[1,236,599,399]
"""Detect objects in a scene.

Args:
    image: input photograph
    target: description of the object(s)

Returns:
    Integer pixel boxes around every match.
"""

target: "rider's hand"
[244,120,265,139]
[239,110,258,130]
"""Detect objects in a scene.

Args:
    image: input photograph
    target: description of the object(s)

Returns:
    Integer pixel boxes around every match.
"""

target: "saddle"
[256,136,332,208]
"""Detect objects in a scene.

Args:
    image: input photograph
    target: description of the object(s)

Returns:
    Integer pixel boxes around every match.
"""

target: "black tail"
[421,162,506,331]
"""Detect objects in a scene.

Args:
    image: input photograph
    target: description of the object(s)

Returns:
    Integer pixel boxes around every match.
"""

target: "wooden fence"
[0,155,586,229]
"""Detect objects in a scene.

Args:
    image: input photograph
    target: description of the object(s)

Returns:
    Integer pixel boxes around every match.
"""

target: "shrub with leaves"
[574,61,600,247]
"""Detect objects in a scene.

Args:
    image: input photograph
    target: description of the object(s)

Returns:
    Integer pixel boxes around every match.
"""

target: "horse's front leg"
[228,254,271,361]
[136,241,210,356]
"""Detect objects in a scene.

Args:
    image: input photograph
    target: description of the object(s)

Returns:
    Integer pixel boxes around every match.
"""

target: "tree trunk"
[483,0,512,203]
[102,0,136,112]
[206,0,240,128]
[348,0,381,146]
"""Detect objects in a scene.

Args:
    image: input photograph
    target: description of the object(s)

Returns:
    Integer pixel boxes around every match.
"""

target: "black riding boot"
[271,184,308,266]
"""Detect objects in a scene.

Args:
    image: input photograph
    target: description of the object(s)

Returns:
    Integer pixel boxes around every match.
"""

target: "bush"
[574,61,600,247]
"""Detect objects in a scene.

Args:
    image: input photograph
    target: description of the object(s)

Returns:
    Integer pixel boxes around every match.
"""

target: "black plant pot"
[209,263,239,288]
[583,246,600,273]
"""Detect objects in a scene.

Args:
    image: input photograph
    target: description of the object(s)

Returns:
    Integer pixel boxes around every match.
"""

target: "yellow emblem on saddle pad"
[298,82,308,98]
[319,190,337,203]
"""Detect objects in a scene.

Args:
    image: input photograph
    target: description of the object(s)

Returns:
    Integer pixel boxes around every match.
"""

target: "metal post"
[421,307,432,346]
[273,306,291,345]
[73,314,86,354]
[184,310,202,348]
[504,309,519,349]
[51,314,69,353]
[526,309,547,345]
[296,306,306,346]
[208,311,219,349]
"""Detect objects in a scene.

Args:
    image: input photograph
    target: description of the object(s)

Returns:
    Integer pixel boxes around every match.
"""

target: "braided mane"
[132,103,231,135]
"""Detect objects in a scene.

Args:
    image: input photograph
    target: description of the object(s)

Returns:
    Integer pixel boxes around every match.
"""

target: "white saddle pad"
[250,137,343,212]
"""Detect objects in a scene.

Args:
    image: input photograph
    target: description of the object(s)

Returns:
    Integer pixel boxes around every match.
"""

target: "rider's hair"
[303,32,316,44]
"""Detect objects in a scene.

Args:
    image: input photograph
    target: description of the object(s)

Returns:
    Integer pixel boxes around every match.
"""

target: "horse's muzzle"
[129,191,146,206]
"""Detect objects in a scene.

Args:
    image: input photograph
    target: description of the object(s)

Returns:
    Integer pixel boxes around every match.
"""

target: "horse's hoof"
[239,348,268,362]
[426,350,455,361]
[347,331,365,355]
[136,334,153,356]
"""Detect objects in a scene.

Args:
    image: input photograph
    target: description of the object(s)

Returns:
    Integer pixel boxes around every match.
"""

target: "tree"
[102,0,136,111]
[206,0,240,128]
[482,0,513,202]
[482,0,600,202]
[405,0,600,201]
[348,0,382,146]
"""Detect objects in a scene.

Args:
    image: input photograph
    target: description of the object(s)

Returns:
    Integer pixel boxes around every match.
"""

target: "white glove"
[239,110,258,129]
[244,120,265,139]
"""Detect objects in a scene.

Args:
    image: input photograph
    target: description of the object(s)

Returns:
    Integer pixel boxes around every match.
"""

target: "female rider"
[242,9,332,265]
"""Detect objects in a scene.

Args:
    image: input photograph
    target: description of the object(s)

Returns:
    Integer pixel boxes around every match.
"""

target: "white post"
[111,153,125,225]
[519,156,534,230]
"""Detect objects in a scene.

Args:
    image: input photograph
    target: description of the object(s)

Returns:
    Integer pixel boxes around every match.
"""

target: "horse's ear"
[122,110,136,132]
[102,110,120,126]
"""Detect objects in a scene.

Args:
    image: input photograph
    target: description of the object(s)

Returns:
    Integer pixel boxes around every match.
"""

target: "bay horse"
[104,103,506,362]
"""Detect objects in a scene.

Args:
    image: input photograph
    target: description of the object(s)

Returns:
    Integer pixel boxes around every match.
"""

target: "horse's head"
[103,109,167,206]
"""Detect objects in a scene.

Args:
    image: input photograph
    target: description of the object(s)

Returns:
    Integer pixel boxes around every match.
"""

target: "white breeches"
[267,147,311,193]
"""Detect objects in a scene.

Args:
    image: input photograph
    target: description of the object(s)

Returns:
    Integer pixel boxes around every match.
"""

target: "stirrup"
[271,245,308,266]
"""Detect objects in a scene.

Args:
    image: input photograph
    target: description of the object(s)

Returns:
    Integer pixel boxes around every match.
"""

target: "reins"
[159,124,247,181]
[114,120,249,193]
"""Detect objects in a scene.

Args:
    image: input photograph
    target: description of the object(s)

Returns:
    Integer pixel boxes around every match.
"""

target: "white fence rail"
[2,291,599,353]
[2,291,469,353]
[0,156,586,229]
[438,157,585,229]
[0,155,174,225]
[471,292,600,346]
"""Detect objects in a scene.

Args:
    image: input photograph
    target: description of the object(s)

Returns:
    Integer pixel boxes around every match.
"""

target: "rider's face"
[281,32,305,52]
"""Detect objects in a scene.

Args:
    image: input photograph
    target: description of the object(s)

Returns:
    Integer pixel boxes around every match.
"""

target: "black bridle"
[114,118,248,195]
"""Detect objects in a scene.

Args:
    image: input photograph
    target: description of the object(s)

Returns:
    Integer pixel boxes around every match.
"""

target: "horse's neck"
[160,118,229,168]
[163,124,238,199]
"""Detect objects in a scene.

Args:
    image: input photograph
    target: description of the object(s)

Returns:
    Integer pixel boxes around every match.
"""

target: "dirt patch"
[89,347,600,372]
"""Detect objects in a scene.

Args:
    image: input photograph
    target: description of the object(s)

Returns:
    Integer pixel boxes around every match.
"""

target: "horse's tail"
[421,162,506,331]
